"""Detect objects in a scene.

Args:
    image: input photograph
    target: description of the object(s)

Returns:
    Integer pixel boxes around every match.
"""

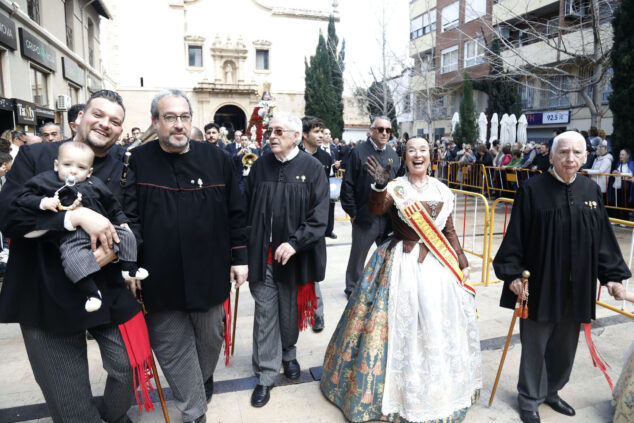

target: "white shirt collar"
[551,167,576,184]
[275,146,299,163]
[369,138,386,151]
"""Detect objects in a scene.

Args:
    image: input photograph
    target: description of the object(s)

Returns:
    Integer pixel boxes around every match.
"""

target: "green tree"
[304,33,336,126]
[327,15,345,139]
[609,1,634,152]
[454,73,478,145]
[304,16,345,138]
[361,81,397,136]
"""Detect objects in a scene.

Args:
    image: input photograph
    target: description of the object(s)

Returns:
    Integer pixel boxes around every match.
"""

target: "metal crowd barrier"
[578,171,634,215]
[450,189,490,285]
[482,166,542,198]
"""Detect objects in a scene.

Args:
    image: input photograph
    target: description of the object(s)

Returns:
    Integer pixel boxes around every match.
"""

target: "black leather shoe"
[251,384,272,407]
[519,410,540,423]
[328,233,337,239]
[312,315,324,332]
[184,415,206,423]
[545,398,575,416]
[204,375,213,403]
[282,359,301,380]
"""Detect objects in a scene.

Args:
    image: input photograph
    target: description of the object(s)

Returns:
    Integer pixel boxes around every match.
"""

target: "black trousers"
[326,201,335,236]
[21,323,134,423]
[517,303,580,412]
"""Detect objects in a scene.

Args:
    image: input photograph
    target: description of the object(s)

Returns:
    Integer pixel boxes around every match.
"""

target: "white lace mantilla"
[382,176,482,422]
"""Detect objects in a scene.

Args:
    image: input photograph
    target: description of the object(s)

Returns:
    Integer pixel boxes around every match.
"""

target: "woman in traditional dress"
[320,137,481,423]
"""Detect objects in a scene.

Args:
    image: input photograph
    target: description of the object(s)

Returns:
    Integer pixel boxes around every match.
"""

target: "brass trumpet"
[242,152,258,168]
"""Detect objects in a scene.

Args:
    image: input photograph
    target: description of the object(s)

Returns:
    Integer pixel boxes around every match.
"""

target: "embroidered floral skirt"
[320,242,481,423]
[613,343,634,423]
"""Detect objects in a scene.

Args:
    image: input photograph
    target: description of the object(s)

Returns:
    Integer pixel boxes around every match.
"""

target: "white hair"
[371,115,391,128]
[271,112,302,143]
[551,131,586,154]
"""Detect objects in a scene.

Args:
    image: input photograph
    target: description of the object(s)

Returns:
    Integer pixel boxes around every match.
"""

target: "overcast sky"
[337,0,410,93]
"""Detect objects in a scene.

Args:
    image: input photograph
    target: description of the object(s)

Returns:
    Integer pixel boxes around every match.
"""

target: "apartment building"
[408,0,617,141]
[0,0,110,136]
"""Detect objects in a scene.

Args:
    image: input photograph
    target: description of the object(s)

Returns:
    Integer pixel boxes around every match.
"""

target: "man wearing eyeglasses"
[244,112,329,407]
[126,89,248,423]
[340,116,399,298]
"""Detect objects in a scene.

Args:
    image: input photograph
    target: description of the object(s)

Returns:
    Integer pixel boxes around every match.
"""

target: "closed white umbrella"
[508,114,517,144]
[451,112,460,135]
[489,113,499,143]
[500,114,509,144]
[478,112,487,143]
[517,114,528,145]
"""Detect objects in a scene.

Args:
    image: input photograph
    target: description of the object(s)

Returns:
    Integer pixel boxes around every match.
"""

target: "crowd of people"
[0,89,631,423]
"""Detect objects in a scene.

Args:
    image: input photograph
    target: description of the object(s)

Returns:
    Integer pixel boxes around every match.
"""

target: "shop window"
[31,67,48,106]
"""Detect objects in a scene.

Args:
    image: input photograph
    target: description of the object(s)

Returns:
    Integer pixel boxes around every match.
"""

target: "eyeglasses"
[374,127,392,134]
[161,114,192,124]
[271,128,294,136]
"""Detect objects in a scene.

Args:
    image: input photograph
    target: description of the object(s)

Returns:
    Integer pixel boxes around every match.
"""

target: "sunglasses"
[270,128,294,136]
[374,127,392,134]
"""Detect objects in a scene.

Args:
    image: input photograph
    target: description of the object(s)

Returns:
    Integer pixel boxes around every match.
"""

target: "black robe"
[128,140,247,313]
[493,171,631,323]
[0,141,140,333]
[246,150,329,285]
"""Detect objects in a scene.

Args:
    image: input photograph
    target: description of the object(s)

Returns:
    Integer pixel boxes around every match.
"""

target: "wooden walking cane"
[231,286,239,355]
[140,299,171,423]
[488,270,530,407]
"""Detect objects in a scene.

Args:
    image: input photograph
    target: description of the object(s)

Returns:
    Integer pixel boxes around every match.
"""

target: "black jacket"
[0,141,140,333]
[340,139,399,227]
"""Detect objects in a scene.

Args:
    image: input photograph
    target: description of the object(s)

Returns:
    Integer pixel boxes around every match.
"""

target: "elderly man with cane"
[492,131,631,423]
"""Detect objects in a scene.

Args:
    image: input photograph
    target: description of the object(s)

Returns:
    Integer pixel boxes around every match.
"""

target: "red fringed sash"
[223,296,231,366]
[267,243,317,331]
[584,323,613,392]
[297,281,317,330]
[118,311,155,413]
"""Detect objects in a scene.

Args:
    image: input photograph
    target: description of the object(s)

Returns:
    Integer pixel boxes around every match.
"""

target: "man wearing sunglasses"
[244,112,329,408]
[340,116,400,298]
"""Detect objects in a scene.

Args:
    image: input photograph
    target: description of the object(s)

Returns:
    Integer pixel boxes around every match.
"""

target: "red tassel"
[584,323,613,392]
[223,296,232,366]
[297,281,317,331]
[118,311,155,413]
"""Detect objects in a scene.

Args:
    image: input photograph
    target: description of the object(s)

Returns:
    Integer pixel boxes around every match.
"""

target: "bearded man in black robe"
[493,131,630,423]
[245,112,329,408]
[126,89,248,423]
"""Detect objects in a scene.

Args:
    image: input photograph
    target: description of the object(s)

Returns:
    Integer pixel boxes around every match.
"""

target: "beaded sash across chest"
[387,180,475,296]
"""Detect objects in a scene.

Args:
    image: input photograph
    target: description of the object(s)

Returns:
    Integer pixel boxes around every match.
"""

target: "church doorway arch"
[214,105,247,135]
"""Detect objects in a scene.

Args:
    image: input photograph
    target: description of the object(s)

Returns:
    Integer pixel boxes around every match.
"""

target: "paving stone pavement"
[1,201,633,423]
